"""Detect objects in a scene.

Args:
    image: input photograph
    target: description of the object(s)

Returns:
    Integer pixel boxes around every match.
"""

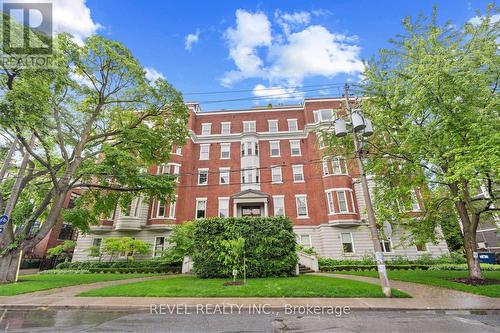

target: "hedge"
[192,216,298,278]
[56,260,180,271]
[39,269,91,275]
[428,263,500,271]
[318,253,466,268]
[86,267,180,274]
[320,264,431,272]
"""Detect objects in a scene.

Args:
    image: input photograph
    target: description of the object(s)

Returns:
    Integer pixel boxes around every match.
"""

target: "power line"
[182,82,345,96]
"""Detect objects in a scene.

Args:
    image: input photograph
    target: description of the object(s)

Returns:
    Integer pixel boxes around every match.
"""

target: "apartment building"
[73,97,449,261]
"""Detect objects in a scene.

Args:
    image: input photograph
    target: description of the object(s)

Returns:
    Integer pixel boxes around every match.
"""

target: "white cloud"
[221,9,272,86]
[221,9,364,94]
[468,14,500,25]
[6,0,101,45]
[252,84,304,101]
[144,67,165,82]
[185,28,200,51]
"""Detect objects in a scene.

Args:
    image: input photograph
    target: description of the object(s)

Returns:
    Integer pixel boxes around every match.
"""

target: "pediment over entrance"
[231,189,269,199]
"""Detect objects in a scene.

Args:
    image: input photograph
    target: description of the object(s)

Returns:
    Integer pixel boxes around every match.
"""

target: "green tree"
[0,17,189,282]
[360,5,499,279]
[101,237,150,262]
[46,240,76,261]
[160,221,196,264]
[219,237,246,282]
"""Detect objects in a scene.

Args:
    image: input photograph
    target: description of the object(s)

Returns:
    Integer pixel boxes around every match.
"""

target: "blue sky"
[53,1,497,110]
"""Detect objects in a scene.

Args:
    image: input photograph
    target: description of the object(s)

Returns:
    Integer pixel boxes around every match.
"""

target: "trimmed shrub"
[86,267,181,274]
[56,260,181,272]
[428,264,500,271]
[192,216,298,278]
[320,264,431,272]
[39,269,91,275]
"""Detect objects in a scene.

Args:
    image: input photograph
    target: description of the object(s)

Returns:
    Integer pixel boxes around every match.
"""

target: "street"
[1,309,499,332]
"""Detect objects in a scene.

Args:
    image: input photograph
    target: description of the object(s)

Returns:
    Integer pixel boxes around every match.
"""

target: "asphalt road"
[1,309,499,332]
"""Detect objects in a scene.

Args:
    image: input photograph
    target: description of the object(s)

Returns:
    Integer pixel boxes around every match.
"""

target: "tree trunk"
[463,223,483,280]
[0,250,21,284]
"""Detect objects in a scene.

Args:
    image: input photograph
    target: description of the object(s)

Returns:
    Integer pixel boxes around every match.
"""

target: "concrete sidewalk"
[0,273,498,311]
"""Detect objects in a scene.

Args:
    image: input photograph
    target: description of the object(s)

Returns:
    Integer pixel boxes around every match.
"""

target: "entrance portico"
[231,189,269,217]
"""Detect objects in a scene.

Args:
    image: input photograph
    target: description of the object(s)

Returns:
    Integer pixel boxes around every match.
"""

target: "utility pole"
[343,84,392,297]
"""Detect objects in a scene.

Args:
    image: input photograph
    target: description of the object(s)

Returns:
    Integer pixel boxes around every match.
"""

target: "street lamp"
[330,84,392,297]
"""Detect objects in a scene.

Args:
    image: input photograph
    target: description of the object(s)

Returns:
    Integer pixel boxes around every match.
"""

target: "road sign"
[0,214,8,225]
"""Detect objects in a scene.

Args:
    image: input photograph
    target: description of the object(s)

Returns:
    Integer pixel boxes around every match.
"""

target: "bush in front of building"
[320,264,431,272]
[56,259,181,273]
[39,269,92,275]
[192,216,298,278]
[428,264,500,271]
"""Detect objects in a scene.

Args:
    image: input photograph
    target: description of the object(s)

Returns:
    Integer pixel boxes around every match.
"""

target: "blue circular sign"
[0,215,8,225]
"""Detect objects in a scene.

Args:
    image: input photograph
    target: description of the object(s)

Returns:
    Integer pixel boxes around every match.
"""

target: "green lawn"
[78,275,409,298]
[338,270,500,297]
[0,273,154,296]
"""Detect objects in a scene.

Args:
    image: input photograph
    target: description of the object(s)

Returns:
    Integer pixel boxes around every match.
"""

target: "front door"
[241,205,262,217]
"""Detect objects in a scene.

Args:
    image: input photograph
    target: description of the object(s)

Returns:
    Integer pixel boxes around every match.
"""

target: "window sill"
[270,155,281,158]
[198,184,208,186]
[293,180,305,183]
[291,154,302,157]
[297,216,310,219]
[271,181,283,184]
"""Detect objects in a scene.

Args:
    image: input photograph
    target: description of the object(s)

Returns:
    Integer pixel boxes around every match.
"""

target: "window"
[196,198,207,219]
[172,164,180,183]
[199,144,210,160]
[124,199,139,217]
[243,121,256,133]
[158,164,169,174]
[297,234,312,247]
[416,243,428,252]
[91,238,102,255]
[322,159,330,176]
[317,133,326,149]
[156,199,166,217]
[341,233,354,253]
[288,119,298,132]
[295,195,308,218]
[154,237,165,257]
[326,191,335,214]
[273,195,285,216]
[380,239,392,253]
[201,123,211,135]
[292,165,304,182]
[218,198,229,217]
[314,109,335,123]
[241,168,259,184]
[241,142,258,156]
[174,146,182,155]
[198,169,208,185]
[219,168,230,185]
[337,191,349,213]
[220,143,231,159]
[271,166,282,183]
[221,122,231,134]
[332,157,347,174]
[268,120,278,132]
[290,140,301,156]
[168,196,176,219]
[270,141,280,157]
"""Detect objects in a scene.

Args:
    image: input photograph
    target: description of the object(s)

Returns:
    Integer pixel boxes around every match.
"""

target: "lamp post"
[332,84,392,297]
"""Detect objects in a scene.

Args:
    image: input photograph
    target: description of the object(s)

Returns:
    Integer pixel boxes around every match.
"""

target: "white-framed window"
[273,195,285,216]
[218,197,229,218]
[290,140,301,156]
[219,168,230,185]
[199,144,210,160]
[220,143,231,159]
[287,119,298,132]
[317,133,326,149]
[201,123,212,135]
[416,243,428,252]
[297,234,312,247]
[168,196,177,219]
[156,199,166,217]
[337,190,349,213]
[92,237,102,252]
[124,198,140,217]
[158,164,169,175]
[243,121,256,133]
[270,141,280,157]
[268,119,278,132]
[198,168,208,185]
[313,109,335,123]
[195,198,207,219]
[241,168,259,184]
[173,146,182,155]
[241,141,259,157]
[341,232,354,253]
[271,166,282,183]
[171,164,180,183]
[322,159,330,176]
[295,194,309,218]
[154,237,165,257]
[380,239,392,253]
[326,191,335,214]
[292,165,304,182]
[221,122,231,134]
[332,157,347,174]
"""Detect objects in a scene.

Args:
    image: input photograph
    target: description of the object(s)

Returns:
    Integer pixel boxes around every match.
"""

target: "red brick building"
[73,97,449,261]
